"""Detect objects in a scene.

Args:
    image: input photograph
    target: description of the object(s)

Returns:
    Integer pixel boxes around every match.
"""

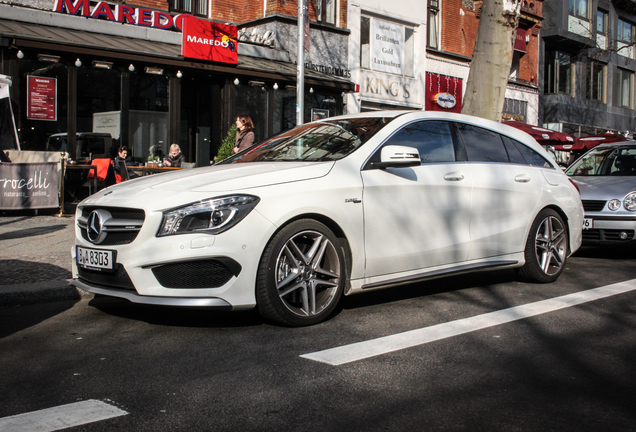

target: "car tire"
[518,208,568,283]
[256,219,345,327]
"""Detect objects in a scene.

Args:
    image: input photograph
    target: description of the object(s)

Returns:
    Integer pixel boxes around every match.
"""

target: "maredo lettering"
[186,35,230,47]
[53,0,192,31]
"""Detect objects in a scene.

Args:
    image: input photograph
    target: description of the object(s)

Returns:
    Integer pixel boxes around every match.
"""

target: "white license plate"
[582,218,593,230]
[76,246,114,270]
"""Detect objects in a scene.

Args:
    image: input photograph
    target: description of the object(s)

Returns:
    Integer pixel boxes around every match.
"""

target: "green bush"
[216,125,237,163]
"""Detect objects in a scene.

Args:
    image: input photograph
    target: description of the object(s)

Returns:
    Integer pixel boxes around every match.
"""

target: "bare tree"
[461,0,521,121]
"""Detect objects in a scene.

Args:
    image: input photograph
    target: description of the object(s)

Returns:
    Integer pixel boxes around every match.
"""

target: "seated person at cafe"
[163,143,184,167]
[114,146,138,179]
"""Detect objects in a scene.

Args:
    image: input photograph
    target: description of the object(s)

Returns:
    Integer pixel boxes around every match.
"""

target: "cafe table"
[129,166,181,176]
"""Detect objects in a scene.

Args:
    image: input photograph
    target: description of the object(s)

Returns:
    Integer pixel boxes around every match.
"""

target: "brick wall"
[441,0,479,57]
[126,0,170,11]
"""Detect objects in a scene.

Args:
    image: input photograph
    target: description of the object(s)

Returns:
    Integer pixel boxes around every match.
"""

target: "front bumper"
[72,205,277,309]
[582,216,636,244]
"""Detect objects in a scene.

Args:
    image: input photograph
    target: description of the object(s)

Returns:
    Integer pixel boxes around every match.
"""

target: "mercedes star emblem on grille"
[87,209,110,244]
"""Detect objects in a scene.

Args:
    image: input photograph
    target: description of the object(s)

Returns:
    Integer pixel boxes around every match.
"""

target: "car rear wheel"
[256,219,345,326]
[518,208,568,283]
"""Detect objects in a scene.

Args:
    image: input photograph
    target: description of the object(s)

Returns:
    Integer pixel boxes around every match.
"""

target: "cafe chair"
[89,158,117,190]
[181,162,196,170]
[116,163,130,183]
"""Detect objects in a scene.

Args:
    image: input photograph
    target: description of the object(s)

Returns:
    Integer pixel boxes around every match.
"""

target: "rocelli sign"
[53,0,193,31]
[182,18,237,64]
[433,92,456,109]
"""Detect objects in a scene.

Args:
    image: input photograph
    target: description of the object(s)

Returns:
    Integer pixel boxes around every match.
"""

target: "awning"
[0,18,353,89]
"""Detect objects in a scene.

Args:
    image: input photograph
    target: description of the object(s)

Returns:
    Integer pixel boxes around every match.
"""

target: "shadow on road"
[0,224,68,241]
[88,295,265,328]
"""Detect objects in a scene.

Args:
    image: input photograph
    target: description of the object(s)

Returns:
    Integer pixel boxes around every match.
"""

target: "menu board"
[27,76,57,121]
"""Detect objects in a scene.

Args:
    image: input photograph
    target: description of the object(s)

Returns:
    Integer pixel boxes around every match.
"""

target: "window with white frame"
[428,0,439,49]
[569,0,588,19]
[617,18,635,58]
[359,15,415,77]
[316,0,336,25]
[168,0,207,16]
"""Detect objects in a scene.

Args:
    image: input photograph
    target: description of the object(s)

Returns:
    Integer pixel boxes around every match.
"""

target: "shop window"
[235,85,268,144]
[76,68,121,149]
[168,0,207,16]
[544,50,573,95]
[129,74,170,160]
[614,68,633,108]
[360,16,371,69]
[316,0,336,25]
[17,59,68,151]
[428,0,440,49]
[502,98,527,122]
[585,60,605,102]
[569,0,588,19]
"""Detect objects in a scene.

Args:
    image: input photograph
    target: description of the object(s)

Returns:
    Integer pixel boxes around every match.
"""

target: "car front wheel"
[518,208,568,283]
[256,219,345,326]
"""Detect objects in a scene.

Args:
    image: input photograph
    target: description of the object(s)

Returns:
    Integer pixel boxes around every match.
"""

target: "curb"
[0,280,94,306]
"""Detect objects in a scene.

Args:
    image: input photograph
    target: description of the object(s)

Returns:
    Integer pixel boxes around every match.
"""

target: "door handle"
[515,174,531,183]
[444,172,465,181]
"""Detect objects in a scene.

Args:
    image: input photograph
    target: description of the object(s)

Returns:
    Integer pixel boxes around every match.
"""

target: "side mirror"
[372,145,421,169]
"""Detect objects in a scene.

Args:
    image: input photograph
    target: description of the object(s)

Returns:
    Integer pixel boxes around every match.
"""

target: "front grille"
[583,229,634,242]
[78,265,136,291]
[152,259,240,289]
[78,206,145,245]
[582,200,607,212]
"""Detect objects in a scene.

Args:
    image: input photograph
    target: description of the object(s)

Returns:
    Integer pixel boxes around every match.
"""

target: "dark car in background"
[566,142,636,244]
[46,132,113,160]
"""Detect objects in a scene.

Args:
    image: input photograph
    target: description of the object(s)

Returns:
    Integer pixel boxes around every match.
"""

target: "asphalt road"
[1,245,636,431]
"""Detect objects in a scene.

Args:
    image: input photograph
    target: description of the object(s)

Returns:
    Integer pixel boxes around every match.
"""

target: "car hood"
[81,162,334,207]
[570,176,636,200]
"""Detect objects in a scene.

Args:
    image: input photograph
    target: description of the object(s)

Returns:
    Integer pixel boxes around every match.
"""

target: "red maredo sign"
[182,18,237,64]
[54,0,193,31]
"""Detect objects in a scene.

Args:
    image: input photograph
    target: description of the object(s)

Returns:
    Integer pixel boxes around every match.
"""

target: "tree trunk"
[461,0,521,121]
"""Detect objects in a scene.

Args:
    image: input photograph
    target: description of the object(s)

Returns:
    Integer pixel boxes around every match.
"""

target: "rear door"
[455,123,544,260]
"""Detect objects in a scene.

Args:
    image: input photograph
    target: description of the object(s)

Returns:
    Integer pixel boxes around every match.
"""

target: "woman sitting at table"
[163,143,184,167]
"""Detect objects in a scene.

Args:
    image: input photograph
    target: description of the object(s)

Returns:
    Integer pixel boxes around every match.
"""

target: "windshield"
[566,145,636,176]
[221,117,394,163]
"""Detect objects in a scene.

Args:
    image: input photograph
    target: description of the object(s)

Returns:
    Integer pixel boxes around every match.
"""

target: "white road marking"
[301,279,636,366]
[0,399,128,432]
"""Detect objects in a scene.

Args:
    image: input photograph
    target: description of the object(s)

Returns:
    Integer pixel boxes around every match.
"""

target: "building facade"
[541,0,636,136]
[0,0,353,163]
[345,0,427,112]
[425,0,543,124]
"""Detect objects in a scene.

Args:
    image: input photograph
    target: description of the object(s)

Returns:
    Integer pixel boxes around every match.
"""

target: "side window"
[501,136,527,164]
[383,121,456,164]
[456,123,509,163]
[509,138,554,168]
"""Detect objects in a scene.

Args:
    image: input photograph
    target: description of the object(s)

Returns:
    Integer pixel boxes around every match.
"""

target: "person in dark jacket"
[233,115,255,154]
[113,146,138,178]
[164,143,184,167]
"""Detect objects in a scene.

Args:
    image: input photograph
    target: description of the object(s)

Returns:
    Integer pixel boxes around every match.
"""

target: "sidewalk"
[0,208,92,306]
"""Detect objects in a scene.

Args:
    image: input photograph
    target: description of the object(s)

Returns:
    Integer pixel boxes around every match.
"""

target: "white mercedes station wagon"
[71,111,584,326]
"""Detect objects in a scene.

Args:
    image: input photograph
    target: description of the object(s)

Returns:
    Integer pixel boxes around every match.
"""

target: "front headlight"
[624,192,636,212]
[157,195,260,237]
